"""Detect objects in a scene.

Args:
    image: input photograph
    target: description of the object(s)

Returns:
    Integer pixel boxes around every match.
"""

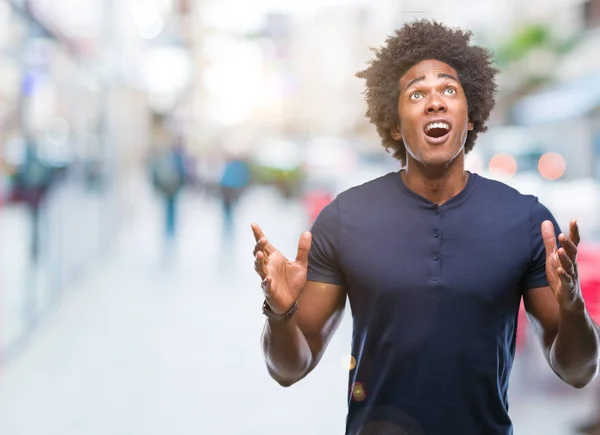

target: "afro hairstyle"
[355,19,499,164]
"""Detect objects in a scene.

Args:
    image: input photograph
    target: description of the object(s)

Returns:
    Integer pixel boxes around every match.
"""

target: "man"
[251,20,600,434]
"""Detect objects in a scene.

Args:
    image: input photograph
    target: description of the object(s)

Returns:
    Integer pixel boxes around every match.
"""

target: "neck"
[401,155,468,205]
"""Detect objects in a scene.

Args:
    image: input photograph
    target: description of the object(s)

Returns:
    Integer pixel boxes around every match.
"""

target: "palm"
[252,223,312,314]
[268,251,307,304]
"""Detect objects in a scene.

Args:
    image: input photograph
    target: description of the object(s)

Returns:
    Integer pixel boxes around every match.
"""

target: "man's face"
[392,59,473,167]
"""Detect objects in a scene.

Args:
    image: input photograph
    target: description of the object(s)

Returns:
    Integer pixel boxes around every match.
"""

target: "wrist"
[559,301,588,317]
[263,300,298,322]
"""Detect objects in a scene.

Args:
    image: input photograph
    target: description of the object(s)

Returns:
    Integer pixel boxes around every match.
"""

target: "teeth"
[426,122,449,132]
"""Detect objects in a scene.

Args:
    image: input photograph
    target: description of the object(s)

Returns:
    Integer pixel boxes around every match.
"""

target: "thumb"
[295,231,312,267]
[541,220,557,258]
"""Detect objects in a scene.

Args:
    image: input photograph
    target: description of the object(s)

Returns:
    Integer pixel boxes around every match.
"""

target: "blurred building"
[0,0,198,363]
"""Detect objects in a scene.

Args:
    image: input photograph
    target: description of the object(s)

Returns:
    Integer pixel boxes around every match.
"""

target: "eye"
[444,87,457,95]
[409,92,423,100]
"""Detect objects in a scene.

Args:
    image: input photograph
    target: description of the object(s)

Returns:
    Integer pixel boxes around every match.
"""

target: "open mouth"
[425,122,450,139]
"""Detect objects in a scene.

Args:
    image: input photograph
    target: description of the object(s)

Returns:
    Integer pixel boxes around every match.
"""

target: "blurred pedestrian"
[12,138,54,264]
[251,20,600,435]
[151,136,187,249]
[11,138,56,329]
[219,154,251,238]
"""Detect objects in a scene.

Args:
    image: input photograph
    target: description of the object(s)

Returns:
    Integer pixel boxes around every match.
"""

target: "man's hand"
[542,219,584,313]
[251,223,312,314]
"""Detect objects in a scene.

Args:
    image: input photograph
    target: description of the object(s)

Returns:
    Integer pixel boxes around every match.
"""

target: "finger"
[257,238,276,256]
[251,223,277,255]
[557,248,576,277]
[569,219,581,247]
[550,251,560,269]
[252,237,268,257]
[254,251,268,279]
[541,221,557,258]
[557,233,578,263]
[251,222,265,242]
[263,239,277,256]
[557,267,574,285]
[295,231,312,267]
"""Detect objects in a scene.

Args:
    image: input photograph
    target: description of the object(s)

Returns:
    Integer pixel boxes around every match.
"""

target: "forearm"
[261,318,313,387]
[551,307,600,388]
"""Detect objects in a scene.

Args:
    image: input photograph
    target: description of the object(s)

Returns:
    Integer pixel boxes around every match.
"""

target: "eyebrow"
[403,73,460,92]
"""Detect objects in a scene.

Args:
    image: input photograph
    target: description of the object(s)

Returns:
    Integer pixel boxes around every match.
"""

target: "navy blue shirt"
[307,171,560,435]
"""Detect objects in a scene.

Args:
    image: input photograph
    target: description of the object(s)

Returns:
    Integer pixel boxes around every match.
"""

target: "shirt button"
[434,230,440,238]
[433,254,440,261]
[434,207,440,215]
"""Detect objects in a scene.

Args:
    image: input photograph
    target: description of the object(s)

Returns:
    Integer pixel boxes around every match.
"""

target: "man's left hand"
[542,219,584,313]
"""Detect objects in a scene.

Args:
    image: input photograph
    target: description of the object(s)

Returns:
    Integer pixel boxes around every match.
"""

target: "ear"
[390,124,402,141]
[468,121,474,131]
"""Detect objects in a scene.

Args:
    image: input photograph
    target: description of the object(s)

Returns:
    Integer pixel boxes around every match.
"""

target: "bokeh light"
[352,382,366,402]
[45,116,70,145]
[341,355,357,371]
[538,152,567,181]
[488,153,518,177]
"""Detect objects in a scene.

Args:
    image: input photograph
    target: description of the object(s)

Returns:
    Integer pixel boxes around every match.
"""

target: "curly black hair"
[356,20,499,164]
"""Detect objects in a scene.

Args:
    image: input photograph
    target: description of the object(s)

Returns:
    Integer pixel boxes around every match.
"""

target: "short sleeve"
[522,197,562,291]
[307,199,346,286]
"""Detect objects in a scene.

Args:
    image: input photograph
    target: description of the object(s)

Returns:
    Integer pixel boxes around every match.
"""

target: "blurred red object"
[302,188,333,224]
[516,242,600,353]
[577,243,600,321]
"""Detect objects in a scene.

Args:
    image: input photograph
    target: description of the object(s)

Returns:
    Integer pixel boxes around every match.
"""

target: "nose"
[426,95,447,113]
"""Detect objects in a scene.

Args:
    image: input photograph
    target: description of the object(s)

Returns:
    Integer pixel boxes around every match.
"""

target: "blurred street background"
[0,0,599,434]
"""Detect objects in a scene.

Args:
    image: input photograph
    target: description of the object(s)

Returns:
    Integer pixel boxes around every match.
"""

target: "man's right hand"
[251,223,312,315]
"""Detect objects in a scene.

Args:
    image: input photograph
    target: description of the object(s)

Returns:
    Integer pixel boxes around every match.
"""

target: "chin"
[423,145,464,167]
[419,152,456,167]
[406,140,464,168]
